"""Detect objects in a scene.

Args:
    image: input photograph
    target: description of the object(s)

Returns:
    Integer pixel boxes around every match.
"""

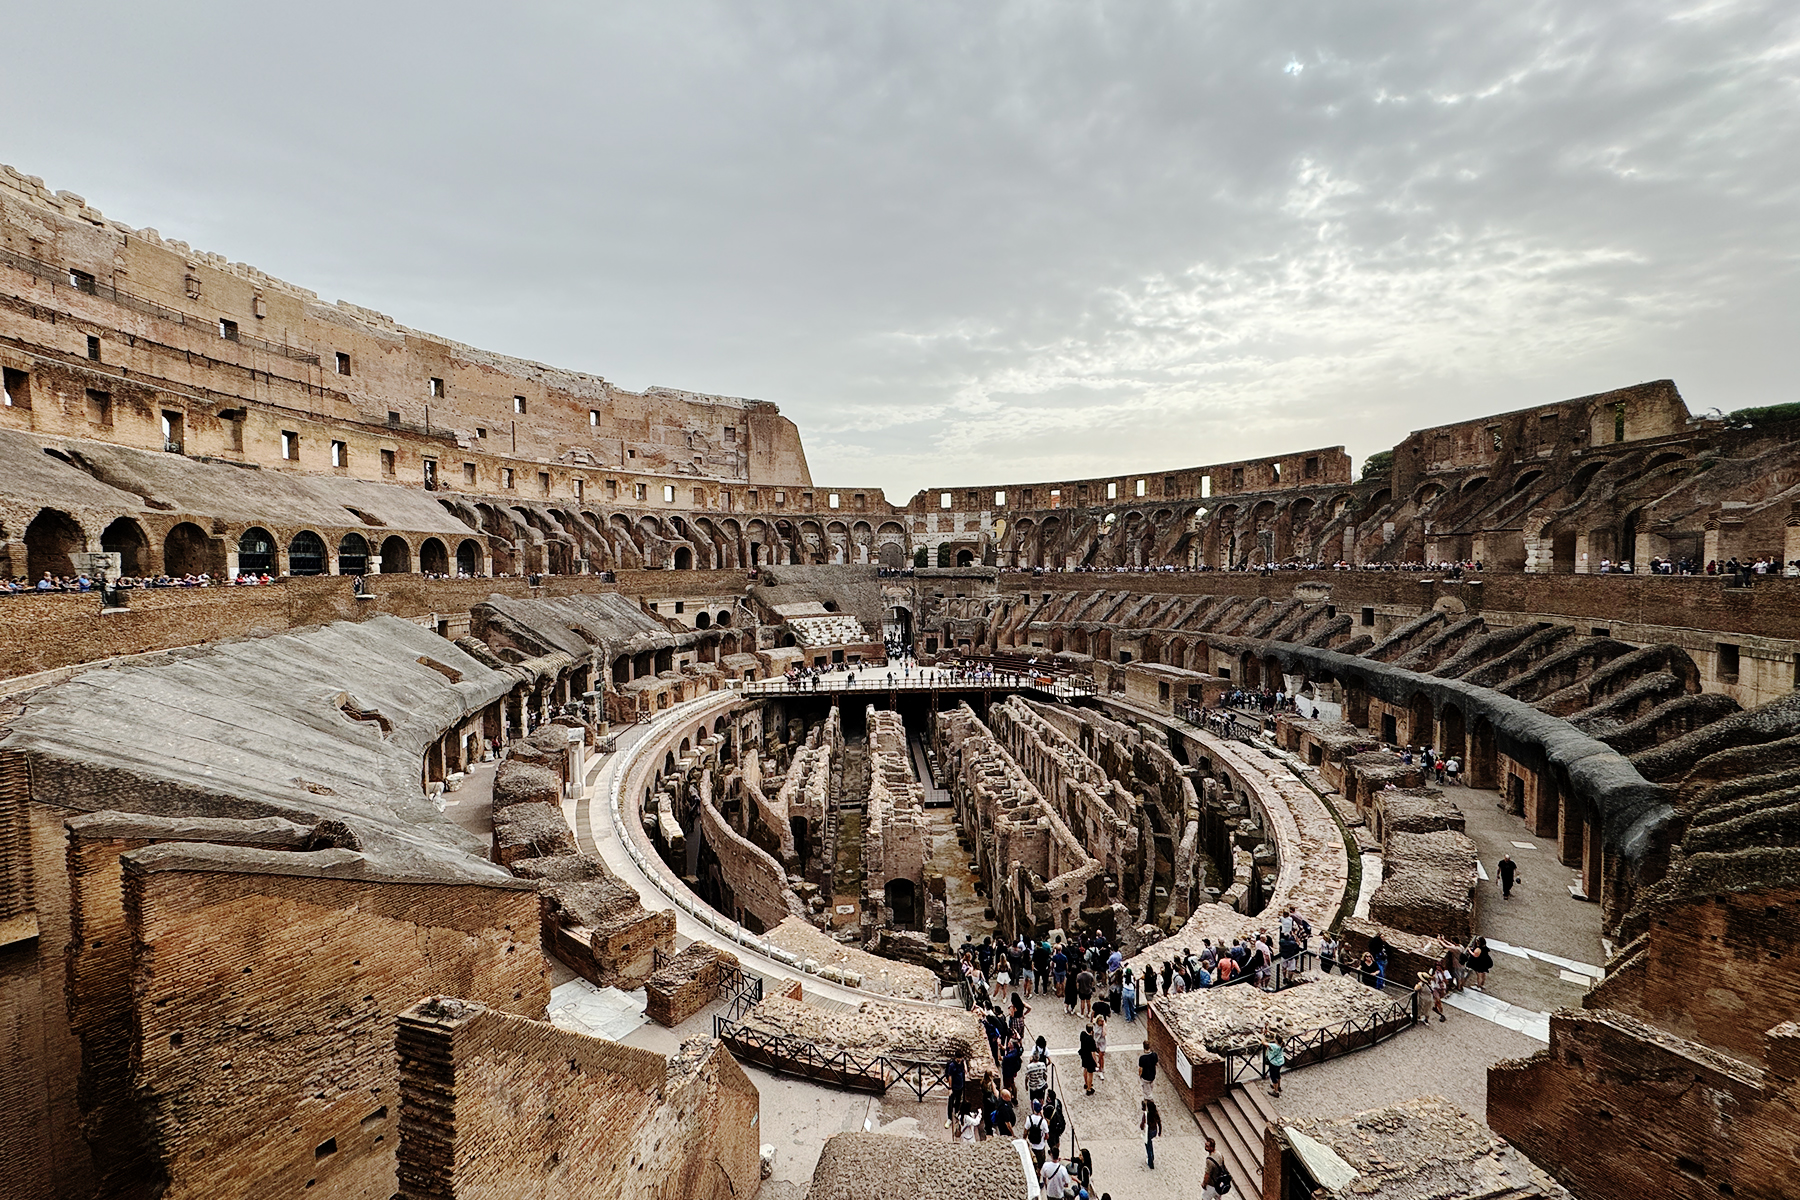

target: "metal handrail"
[1218,978,1421,1085]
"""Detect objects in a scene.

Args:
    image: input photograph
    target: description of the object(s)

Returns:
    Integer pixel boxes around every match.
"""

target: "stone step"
[1215,1088,1267,1165]
[1194,1106,1262,1198]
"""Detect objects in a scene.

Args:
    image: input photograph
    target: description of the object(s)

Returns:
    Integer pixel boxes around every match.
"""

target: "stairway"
[1194,1083,1277,1197]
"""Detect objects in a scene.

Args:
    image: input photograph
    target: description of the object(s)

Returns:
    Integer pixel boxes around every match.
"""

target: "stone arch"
[1441,701,1467,767]
[25,508,86,581]
[1408,692,1436,751]
[1511,470,1544,495]
[164,522,222,578]
[100,516,150,576]
[380,535,412,574]
[287,531,327,576]
[1461,476,1490,495]
[419,538,449,575]
[956,548,975,567]
[338,532,371,575]
[456,538,482,577]
[672,545,694,570]
[695,612,711,629]
[237,526,277,575]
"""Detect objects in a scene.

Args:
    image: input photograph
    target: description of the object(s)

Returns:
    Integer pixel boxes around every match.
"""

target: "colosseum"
[1,163,1797,1200]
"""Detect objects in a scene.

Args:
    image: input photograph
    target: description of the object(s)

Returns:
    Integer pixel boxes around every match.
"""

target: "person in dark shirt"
[1498,853,1518,898]
[943,1053,967,1129]
[1138,1040,1159,1100]
[990,1088,1016,1137]
[1079,1025,1099,1094]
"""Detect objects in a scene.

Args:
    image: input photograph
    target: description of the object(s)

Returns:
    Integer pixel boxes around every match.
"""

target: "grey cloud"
[4,1,1795,495]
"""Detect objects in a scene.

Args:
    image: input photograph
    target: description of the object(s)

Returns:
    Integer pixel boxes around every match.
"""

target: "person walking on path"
[943,1052,966,1130]
[1141,1098,1163,1168]
[1093,1012,1108,1080]
[1137,1039,1158,1099]
[1498,853,1519,898]
[1202,1136,1223,1199]
[1261,1027,1286,1097]
[1076,966,1096,1017]
[1040,1148,1073,1199]
[1079,1024,1099,1094]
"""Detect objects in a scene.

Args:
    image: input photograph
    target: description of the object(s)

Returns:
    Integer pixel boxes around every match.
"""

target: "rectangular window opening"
[335,351,351,375]
[219,318,238,341]
[513,394,526,413]
[1361,607,1375,627]
[538,472,551,495]
[724,426,737,443]
[940,492,953,509]
[1135,479,1146,497]
[475,426,486,439]
[1201,475,1211,499]
[281,431,298,460]
[1717,642,1740,684]
[424,458,439,488]
[429,377,445,398]
[69,269,97,294]
[589,409,599,425]
[161,411,184,453]
[3,367,30,409]
[994,490,1006,507]
[382,449,397,476]
[464,463,477,486]
[829,492,841,509]
[662,484,675,503]
[86,335,101,361]
[387,411,400,427]
[502,467,515,489]
[332,441,347,468]
[1107,481,1119,501]
[634,482,647,501]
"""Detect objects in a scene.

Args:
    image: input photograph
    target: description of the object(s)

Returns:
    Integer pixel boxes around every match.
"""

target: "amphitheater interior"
[2,164,1799,1200]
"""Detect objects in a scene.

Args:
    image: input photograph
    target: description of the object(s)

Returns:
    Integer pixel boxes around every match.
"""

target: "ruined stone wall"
[119,852,548,1200]
[1588,885,1800,1069]
[1489,1012,1800,1200]
[395,999,759,1200]
[862,707,928,894]
[0,795,95,1200]
[697,768,807,933]
[934,703,1106,942]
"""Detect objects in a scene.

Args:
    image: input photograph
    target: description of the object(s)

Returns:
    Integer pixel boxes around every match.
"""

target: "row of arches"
[13,508,488,580]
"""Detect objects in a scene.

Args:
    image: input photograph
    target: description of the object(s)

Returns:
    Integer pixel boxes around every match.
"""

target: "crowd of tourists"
[943,908,1343,1192]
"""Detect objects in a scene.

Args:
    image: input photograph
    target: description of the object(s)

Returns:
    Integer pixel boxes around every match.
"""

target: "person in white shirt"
[1039,1147,1072,1198]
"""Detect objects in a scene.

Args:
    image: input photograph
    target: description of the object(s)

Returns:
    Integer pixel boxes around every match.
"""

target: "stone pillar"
[1559,792,1585,869]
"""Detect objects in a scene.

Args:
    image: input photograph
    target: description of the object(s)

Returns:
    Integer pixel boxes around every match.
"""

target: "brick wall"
[395,999,760,1200]
[1145,1003,1228,1111]
[645,943,738,1028]
[121,857,548,1199]
[0,575,638,682]
[0,800,95,1200]
[1489,1010,1799,1200]
[1590,886,1800,1068]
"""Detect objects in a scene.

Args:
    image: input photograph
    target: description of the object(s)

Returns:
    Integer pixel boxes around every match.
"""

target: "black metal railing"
[1218,978,1421,1086]
[0,244,320,364]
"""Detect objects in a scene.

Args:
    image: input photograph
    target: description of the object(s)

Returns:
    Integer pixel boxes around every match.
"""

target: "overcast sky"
[7,2,1797,497]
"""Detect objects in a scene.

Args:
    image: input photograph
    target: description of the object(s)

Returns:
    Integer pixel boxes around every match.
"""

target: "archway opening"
[164,522,221,578]
[956,548,975,567]
[456,539,481,577]
[695,612,711,629]
[287,531,327,576]
[380,536,412,574]
[419,538,449,575]
[236,527,276,575]
[884,878,918,928]
[338,533,370,576]
[26,508,86,581]
[100,517,150,576]
[673,545,694,570]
